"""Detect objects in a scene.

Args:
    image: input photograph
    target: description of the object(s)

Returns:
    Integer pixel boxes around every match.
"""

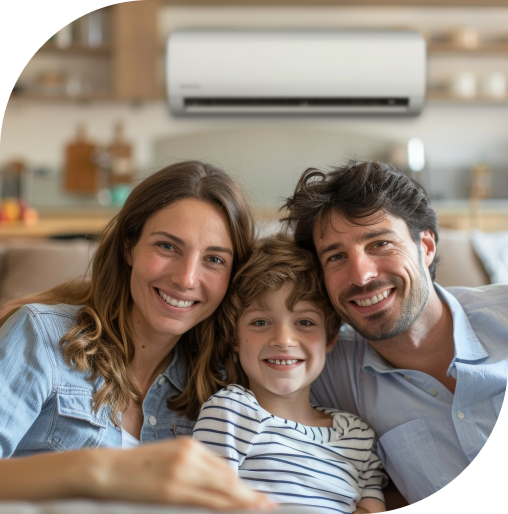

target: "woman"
[0,161,272,510]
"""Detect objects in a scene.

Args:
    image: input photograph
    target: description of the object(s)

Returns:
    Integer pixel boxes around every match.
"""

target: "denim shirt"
[0,304,194,458]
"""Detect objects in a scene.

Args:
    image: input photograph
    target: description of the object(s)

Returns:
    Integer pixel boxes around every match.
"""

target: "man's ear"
[420,229,436,268]
[325,334,338,355]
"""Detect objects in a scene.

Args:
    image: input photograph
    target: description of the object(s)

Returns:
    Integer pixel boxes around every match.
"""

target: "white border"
[0,2,507,513]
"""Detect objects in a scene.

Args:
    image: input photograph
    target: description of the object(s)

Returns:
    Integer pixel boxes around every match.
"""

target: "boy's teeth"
[158,289,195,308]
[267,359,299,365]
[354,289,391,307]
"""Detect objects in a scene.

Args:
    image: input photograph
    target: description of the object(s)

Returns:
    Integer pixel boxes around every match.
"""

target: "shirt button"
[404,375,411,381]
[148,416,157,426]
[457,411,465,420]
[429,389,438,396]
[158,377,166,385]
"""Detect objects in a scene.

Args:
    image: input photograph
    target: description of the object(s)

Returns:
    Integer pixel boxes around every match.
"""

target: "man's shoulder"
[444,283,508,310]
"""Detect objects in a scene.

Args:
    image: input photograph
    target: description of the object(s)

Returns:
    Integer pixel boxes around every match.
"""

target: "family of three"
[0,160,506,513]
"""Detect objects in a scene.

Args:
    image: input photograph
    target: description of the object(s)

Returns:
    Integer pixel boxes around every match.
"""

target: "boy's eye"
[298,319,315,326]
[252,320,268,327]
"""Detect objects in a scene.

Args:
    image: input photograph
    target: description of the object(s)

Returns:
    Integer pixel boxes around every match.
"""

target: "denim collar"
[161,338,188,393]
[362,283,488,376]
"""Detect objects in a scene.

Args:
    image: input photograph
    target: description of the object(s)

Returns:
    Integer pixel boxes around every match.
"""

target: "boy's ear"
[325,334,338,354]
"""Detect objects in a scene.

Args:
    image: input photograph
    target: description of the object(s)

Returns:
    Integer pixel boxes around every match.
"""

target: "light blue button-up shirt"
[311,283,508,504]
[0,304,194,458]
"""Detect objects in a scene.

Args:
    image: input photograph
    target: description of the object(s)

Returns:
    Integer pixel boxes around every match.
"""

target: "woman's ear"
[125,245,133,267]
[325,334,338,355]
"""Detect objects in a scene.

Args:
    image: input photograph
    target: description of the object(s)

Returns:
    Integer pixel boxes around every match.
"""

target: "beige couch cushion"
[0,240,96,306]
[434,229,490,288]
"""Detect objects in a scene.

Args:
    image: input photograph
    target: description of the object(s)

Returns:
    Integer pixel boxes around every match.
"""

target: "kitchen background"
[1,0,508,233]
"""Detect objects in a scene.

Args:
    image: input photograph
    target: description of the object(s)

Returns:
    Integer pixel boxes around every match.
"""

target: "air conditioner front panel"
[168,30,426,116]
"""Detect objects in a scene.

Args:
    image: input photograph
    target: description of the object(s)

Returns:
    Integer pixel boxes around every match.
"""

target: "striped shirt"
[193,385,387,513]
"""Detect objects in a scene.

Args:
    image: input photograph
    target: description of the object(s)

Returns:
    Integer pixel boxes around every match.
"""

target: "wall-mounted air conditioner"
[167,30,426,116]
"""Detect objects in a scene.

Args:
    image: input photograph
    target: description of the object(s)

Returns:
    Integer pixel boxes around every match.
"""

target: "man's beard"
[333,261,430,342]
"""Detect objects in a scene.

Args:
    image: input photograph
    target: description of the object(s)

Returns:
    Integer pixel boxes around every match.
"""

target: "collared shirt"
[0,303,193,458]
[310,283,508,504]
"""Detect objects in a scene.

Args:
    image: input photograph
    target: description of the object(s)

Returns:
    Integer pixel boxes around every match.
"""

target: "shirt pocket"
[172,419,195,438]
[375,418,448,504]
[48,390,108,451]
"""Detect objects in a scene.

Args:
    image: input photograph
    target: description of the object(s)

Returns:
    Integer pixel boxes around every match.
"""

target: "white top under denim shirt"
[0,304,193,458]
[311,283,508,504]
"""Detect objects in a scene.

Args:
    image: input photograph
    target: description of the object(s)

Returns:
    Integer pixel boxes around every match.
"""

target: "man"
[283,160,508,506]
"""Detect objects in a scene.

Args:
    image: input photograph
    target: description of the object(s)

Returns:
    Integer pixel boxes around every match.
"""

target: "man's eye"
[374,241,389,248]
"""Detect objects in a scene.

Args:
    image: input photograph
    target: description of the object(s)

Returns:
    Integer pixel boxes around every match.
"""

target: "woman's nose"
[171,255,199,290]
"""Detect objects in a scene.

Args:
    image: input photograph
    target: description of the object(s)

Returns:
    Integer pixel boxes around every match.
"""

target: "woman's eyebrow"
[207,246,233,257]
[150,231,185,245]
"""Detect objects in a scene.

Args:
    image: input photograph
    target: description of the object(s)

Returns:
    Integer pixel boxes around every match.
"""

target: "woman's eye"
[329,254,344,262]
[207,256,224,265]
[158,242,174,251]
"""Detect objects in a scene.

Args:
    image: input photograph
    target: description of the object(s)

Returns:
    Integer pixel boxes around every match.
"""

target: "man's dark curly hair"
[281,160,439,280]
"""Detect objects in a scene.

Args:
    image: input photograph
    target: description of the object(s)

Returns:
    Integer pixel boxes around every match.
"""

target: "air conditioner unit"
[167,30,426,116]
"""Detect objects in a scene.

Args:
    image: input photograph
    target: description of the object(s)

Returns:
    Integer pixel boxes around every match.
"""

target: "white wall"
[1,5,508,207]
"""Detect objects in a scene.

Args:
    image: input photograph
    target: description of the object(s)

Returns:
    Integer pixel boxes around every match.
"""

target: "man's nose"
[346,252,378,286]
[171,255,199,290]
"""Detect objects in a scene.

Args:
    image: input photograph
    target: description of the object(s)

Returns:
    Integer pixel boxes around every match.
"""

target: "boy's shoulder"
[203,384,265,420]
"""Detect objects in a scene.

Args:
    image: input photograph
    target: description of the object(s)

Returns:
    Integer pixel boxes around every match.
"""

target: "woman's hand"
[85,437,276,510]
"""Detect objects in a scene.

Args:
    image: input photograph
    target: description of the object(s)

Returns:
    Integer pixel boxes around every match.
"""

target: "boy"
[193,235,387,514]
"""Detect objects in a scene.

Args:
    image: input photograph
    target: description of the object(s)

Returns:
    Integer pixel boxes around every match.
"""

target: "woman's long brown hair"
[1,161,254,423]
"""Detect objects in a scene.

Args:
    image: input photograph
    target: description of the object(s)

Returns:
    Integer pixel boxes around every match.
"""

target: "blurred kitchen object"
[107,121,135,185]
[0,161,38,225]
[451,72,477,99]
[38,71,66,96]
[64,125,99,193]
[0,161,24,199]
[481,72,506,99]
[470,160,492,229]
[407,138,425,172]
[449,26,479,49]
[471,161,491,200]
[77,10,106,48]
[55,23,73,49]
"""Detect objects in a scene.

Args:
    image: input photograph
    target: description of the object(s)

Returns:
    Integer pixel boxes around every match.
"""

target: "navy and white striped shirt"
[193,385,387,513]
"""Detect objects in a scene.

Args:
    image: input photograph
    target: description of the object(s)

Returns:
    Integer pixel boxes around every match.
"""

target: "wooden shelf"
[9,92,115,103]
[39,42,112,56]
[426,91,508,103]
[428,42,508,55]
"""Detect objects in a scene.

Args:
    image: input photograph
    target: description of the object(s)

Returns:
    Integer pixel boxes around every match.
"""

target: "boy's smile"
[236,284,335,407]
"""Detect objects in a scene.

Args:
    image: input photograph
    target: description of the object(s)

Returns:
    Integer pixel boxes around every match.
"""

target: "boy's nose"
[270,324,298,348]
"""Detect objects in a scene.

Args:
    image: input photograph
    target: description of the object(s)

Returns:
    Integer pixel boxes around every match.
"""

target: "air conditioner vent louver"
[184,98,409,108]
